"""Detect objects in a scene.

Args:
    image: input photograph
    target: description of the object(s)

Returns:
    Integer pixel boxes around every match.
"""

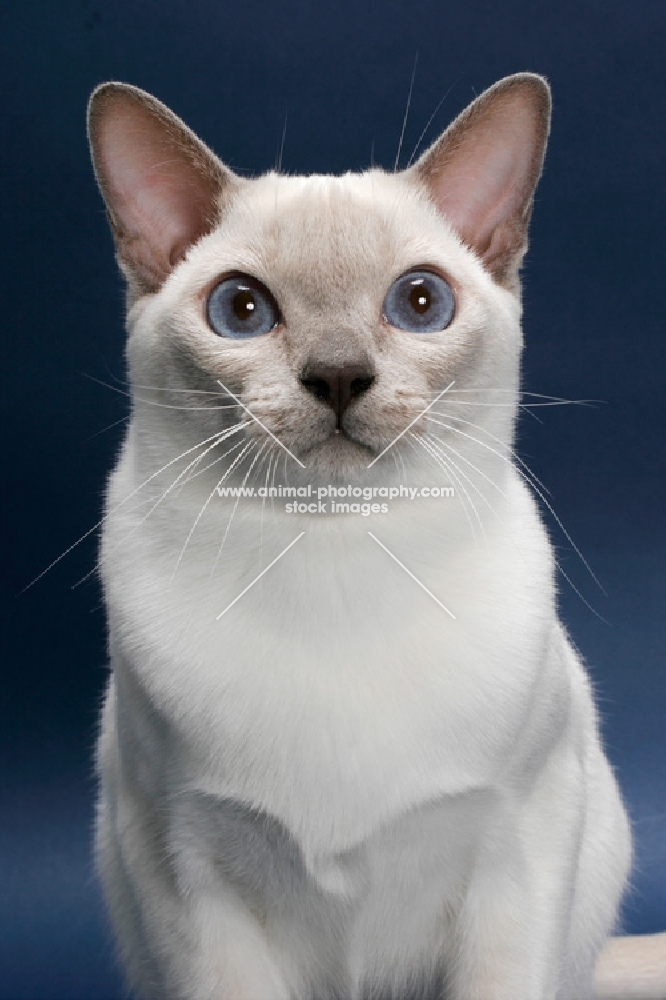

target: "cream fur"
[89,77,637,999]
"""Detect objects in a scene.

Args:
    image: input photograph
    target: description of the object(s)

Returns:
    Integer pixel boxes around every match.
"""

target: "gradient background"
[2,1,665,997]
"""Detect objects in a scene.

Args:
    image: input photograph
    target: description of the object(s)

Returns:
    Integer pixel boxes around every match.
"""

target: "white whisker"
[404,81,457,169]
[269,447,280,519]
[430,410,552,497]
[104,373,234,396]
[367,379,455,468]
[21,426,246,592]
[436,387,601,405]
[84,415,130,441]
[430,399,596,409]
[407,432,480,543]
[276,110,288,175]
[554,562,607,623]
[172,439,268,583]
[259,444,277,549]
[427,425,510,499]
[217,379,306,468]
[75,423,251,588]
[394,52,418,172]
[212,441,268,574]
[424,430,579,587]
[82,373,237,410]
[427,417,604,594]
[176,437,248,491]
[420,430,492,515]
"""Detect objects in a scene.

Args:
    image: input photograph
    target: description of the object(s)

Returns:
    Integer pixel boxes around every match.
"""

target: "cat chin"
[302,430,375,478]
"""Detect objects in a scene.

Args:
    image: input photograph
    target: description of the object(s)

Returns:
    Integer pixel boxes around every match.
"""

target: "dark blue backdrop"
[2,2,664,998]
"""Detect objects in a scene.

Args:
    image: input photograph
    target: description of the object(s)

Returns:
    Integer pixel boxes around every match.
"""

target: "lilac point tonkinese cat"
[88,74,663,999]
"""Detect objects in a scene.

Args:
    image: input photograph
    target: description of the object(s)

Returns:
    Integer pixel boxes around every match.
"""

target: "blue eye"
[383,270,455,333]
[207,275,280,339]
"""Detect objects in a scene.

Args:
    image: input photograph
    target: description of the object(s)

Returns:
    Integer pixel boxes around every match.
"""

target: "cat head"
[88,75,550,485]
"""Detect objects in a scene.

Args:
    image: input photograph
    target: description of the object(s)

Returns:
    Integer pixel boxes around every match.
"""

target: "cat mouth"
[331,427,360,441]
[329,427,373,451]
[302,427,374,470]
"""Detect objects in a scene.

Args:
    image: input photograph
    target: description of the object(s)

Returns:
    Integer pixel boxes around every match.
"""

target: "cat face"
[88,75,550,484]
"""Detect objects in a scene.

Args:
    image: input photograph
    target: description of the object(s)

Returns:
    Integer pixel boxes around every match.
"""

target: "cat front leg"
[98,788,293,1000]
[446,747,595,1000]
[97,757,292,997]
[446,842,561,1000]
[169,888,293,1000]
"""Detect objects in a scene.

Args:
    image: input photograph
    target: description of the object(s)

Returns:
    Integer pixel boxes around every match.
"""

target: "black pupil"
[409,282,430,315]
[233,288,256,321]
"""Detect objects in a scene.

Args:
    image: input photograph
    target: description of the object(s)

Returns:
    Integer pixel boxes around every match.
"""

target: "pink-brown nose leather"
[300,365,375,425]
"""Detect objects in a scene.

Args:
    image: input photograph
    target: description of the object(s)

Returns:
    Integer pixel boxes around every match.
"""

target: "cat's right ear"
[87,83,238,295]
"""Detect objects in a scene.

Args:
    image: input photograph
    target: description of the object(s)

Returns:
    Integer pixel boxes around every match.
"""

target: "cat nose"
[300,365,375,424]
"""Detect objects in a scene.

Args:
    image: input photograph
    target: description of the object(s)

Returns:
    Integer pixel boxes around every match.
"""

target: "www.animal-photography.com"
[2,2,665,998]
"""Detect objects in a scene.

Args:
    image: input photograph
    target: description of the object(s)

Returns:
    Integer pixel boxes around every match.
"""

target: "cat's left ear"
[409,73,551,289]
[88,82,239,295]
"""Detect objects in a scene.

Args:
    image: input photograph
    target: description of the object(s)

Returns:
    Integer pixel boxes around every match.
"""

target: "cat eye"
[206,274,280,339]
[383,270,455,333]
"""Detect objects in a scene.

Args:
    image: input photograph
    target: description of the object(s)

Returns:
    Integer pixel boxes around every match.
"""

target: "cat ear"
[410,73,551,289]
[87,83,238,294]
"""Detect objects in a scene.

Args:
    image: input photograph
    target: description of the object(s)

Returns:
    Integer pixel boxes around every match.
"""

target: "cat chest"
[113,595,537,859]
[169,786,491,935]
[109,498,548,855]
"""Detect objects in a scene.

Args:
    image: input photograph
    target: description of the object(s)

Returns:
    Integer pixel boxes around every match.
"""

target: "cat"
[87,73,660,999]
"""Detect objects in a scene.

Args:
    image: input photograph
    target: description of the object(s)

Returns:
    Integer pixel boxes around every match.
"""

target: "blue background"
[2,1,664,997]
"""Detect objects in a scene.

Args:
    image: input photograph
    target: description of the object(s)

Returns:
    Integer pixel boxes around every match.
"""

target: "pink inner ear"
[443,139,520,249]
[129,171,210,269]
[93,98,220,287]
[417,85,548,275]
